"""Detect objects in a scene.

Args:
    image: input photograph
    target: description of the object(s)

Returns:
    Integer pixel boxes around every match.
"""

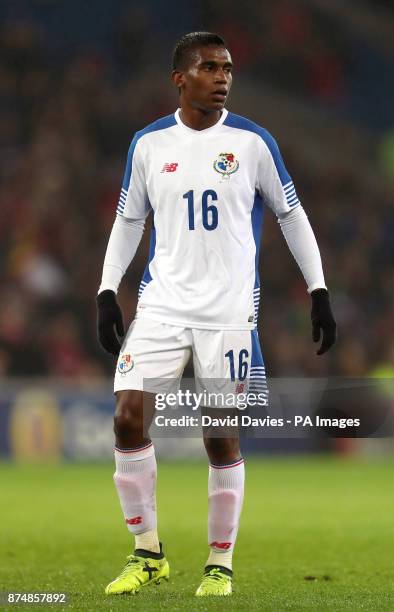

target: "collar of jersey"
[174,108,228,134]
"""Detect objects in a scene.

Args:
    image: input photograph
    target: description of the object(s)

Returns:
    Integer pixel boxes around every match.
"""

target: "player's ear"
[171,70,185,89]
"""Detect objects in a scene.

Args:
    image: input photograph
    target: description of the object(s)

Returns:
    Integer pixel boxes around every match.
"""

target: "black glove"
[96,290,125,356]
[311,288,337,355]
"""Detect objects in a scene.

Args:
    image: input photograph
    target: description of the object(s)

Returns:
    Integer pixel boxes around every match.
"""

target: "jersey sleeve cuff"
[307,282,327,294]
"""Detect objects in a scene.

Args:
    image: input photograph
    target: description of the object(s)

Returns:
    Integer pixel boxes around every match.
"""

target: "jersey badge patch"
[213,152,239,180]
[118,353,134,374]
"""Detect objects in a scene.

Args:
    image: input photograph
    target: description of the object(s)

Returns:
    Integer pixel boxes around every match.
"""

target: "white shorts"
[114,317,267,401]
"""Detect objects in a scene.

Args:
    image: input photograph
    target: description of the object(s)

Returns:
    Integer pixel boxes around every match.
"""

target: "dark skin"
[114,390,240,464]
[114,44,240,464]
[171,45,233,131]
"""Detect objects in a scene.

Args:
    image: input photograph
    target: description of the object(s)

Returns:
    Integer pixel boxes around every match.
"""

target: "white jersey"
[117,108,301,330]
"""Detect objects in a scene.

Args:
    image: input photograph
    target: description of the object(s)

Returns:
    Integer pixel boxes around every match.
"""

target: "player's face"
[173,46,233,112]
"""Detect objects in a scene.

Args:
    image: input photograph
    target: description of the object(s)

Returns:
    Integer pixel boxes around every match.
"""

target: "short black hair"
[172,31,227,71]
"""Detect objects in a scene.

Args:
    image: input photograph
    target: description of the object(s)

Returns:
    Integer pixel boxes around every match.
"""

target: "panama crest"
[118,353,134,374]
[213,152,239,180]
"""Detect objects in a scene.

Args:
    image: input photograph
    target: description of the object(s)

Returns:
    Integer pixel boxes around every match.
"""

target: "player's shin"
[113,443,160,553]
[206,458,245,571]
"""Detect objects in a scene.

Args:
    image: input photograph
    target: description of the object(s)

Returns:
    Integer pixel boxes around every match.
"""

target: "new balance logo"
[125,516,142,525]
[209,541,232,550]
[161,162,178,173]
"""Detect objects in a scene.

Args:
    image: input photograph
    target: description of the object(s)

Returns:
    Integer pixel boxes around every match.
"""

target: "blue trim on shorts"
[249,329,268,406]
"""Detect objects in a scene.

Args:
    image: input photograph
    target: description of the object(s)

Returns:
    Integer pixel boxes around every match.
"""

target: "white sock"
[206,458,245,571]
[113,442,160,553]
[134,528,160,553]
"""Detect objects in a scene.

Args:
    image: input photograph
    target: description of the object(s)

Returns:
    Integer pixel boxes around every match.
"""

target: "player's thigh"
[114,317,191,395]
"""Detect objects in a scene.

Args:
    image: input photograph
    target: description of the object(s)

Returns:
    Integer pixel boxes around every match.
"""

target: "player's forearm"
[278,205,327,293]
[98,214,145,294]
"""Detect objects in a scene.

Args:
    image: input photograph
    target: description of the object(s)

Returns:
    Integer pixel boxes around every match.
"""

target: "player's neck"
[178,107,222,131]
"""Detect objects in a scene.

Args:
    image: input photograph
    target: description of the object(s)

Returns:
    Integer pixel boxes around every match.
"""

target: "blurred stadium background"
[1,2,394,609]
[0,0,393,459]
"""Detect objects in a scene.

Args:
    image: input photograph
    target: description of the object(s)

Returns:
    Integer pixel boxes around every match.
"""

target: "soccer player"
[96,32,336,597]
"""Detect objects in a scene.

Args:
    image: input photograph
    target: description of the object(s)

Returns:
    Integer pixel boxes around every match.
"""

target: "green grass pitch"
[1,457,394,611]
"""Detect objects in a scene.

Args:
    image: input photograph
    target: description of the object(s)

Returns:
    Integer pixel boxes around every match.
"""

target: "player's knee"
[204,437,240,463]
[114,392,143,437]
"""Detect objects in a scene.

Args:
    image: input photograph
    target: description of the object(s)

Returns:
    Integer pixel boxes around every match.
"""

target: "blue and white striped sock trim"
[114,441,153,454]
[210,458,244,469]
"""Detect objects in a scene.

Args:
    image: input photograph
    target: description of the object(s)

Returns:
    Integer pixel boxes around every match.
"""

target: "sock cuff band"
[114,441,153,454]
[210,457,244,469]
[114,442,155,465]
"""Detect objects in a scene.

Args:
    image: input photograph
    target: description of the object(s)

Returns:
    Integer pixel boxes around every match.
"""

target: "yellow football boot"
[105,546,169,595]
[195,565,232,596]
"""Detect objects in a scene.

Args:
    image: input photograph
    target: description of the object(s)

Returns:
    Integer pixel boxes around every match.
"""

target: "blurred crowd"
[0,0,393,380]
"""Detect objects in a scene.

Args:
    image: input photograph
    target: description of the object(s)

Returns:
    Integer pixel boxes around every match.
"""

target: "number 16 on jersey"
[183,190,218,231]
